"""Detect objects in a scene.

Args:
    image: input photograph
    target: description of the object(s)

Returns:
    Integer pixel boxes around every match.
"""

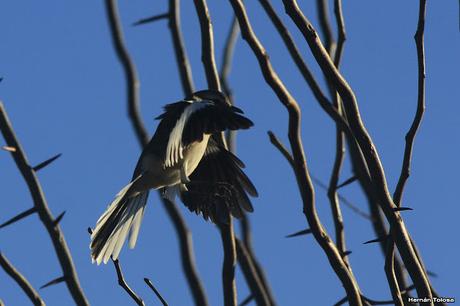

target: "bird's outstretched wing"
[179,137,258,224]
[155,100,253,168]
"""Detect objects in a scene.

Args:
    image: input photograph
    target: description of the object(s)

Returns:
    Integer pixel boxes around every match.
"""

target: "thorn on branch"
[87,227,93,235]
[363,235,390,245]
[144,278,169,306]
[2,145,16,152]
[238,294,253,306]
[0,207,37,229]
[53,211,66,226]
[336,175,357,189]
[32,153,62,172]
[393,207,413,212]
[132,13,170,26]
[342,250,352,257]
[285,228,312,238]
[426,270,438,278]
[40,275,66,289]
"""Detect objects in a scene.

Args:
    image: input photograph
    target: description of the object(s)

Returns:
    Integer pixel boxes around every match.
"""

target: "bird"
[90,89,258,265]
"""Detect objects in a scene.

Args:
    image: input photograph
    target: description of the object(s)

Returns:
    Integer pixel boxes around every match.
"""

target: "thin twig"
[384,237,404,306]
[235,239,270,305]
[239,215,277,306]
[0,252,45,306]
[220,16,240,104]
[162,199,209,306]
[105,0,148,147]
[169,0,195,97]
[0,101,89,305]
[218,221,237,306]
[386,0,429,302]
[144,278,169,306]
[193,0,221,91]
[321,0,350,266]
[393,1,427,207]
[112,259,145,306]
[221,16,240,151]
[228,1,363,304]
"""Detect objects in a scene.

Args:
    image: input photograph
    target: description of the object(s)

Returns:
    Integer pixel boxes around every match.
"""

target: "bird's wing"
[179,138,258,224]
[162,100,253,168]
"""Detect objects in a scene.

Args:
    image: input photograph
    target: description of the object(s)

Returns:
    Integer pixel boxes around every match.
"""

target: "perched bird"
[90,90,258,264]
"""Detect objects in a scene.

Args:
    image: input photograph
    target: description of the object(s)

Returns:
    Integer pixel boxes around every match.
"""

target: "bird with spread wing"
[90,90,258,264]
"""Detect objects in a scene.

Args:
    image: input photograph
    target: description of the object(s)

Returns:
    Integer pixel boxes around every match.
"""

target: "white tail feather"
[91,180,149,265]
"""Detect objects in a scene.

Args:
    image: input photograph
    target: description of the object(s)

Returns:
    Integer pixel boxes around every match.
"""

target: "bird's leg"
[180,162,191,191]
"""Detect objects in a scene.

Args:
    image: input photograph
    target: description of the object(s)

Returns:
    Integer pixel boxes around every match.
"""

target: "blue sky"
[0,1,459,305]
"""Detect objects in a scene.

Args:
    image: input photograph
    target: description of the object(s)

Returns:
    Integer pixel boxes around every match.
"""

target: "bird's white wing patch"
[164,100,210,167]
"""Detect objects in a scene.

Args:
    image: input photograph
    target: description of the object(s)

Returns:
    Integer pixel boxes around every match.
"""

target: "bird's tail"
[90,181,149,265]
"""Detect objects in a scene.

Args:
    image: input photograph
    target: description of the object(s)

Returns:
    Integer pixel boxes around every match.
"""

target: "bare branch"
[235,239,270,305]
[144,278,169,306]
[218,221,237,306]
[282,0,433,299]
[393,0,427,207]
[193,0,221,91]
[169,0,195,97]
[316,0,336,56]
[239,215,277,306]
[0,252,45,306]
[228,1,363,304]
[162,199,209,306]
[384,238,404,306]
[220,16,240,102]
[385,1,429,302]
[112,259,145,306]
[321,0,350,267]
[105,0,148,147]
[221,17,240,151]
[0,101,88,305]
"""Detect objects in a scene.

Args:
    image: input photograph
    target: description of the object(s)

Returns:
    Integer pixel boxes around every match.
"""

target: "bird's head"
[189,89,230,106]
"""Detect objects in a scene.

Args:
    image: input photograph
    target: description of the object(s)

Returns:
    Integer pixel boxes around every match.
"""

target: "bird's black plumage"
[180,137,258,224]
